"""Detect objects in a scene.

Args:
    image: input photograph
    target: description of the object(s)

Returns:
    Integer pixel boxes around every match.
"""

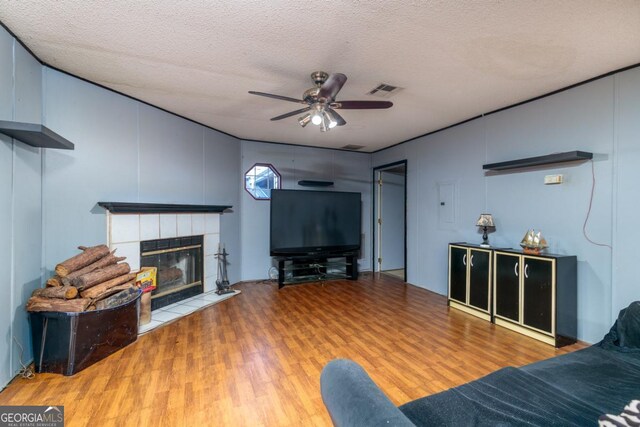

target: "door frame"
[372,160,407,281]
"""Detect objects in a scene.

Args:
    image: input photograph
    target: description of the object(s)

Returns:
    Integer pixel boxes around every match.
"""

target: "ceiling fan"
[248,71,393,132]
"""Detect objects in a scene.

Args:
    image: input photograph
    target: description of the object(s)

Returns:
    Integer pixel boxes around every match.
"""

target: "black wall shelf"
[0,120,75,150]
[483,151,593,171]
[98,202,231,214]
[297,180,334,187]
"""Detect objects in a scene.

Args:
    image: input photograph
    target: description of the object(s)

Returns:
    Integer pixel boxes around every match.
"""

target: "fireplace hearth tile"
[185,295,210,304]
[139,289,240,335]
[111,242,140,271]
[110,214,140,243]
[177,294,199,304]
[192,214,205,235]
[204,255,216,280]
[140,214,160,240]
[159,214,177,238]
[205,214,219,234]
[139,320,163,334]
[204,276,215,292]
[181,299,210,309]
[202,292,226,302]
[204,233,220,256]
[151,310,182,323]
[177,214,192,237]
[164,304,196,315]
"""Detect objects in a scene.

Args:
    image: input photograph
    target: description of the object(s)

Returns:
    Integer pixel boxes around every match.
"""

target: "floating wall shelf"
[98,202,232,214]
[483,151,593,171]
[0,120,75,150]
[297,180,334,187]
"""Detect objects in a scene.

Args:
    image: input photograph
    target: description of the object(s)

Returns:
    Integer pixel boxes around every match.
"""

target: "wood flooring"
[0,273,585,426]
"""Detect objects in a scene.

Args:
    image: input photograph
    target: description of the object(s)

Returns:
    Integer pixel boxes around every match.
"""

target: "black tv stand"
[274,253,359,288]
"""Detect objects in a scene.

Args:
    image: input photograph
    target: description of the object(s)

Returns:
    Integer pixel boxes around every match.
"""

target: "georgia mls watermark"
[0,406,64,427]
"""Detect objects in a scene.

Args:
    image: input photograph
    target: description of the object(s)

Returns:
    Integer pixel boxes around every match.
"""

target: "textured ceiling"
[1,1,639,152]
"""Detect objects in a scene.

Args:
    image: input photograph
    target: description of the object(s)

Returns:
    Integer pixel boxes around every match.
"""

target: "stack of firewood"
[26,244,139,313]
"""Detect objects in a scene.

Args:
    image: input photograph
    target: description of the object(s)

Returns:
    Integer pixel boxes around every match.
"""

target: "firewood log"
[159,267,183,283]
[46,276,63,287]
[32,285,78,300]
[61,252,126,286]
[95,286,138,310]
[71,263,131,290]
[55,245,110,277]
[26,296,91,312]
[80,273,137,299]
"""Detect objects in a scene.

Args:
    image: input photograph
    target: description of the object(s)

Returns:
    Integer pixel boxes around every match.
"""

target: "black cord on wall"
[583,160,613,250]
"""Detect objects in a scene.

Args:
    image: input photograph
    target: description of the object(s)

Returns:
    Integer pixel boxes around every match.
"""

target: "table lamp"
[476,214,495,247]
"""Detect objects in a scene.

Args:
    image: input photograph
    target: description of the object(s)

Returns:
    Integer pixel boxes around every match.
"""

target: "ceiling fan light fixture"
[311,111,323,126]
[298,113,311,127]
[320,118,329,132]
[249,71,394,131]
[325,109,338,129]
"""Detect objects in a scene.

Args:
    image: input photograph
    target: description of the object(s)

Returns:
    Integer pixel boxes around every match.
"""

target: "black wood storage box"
[29,289,141,376]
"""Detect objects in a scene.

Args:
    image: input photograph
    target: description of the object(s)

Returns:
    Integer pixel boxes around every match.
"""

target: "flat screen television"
[270,189,361,256]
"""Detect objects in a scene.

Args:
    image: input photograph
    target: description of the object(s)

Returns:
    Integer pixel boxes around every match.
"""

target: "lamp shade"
[476,214,495,227]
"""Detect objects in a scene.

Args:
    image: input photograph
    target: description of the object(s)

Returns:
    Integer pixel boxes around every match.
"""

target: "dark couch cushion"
[522,346,640,415]
[601,301,640,350]
[399,367,601,426]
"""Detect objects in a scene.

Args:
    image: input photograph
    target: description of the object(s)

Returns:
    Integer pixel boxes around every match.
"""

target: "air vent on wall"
[367,83,402,98]
[341,144,365,150]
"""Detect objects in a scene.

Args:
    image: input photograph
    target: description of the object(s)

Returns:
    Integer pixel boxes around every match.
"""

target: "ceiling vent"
[367,83,402,98]
[341,144,365,150]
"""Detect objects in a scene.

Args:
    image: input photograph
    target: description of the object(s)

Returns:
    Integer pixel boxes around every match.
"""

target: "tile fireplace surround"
[104,208,225,295]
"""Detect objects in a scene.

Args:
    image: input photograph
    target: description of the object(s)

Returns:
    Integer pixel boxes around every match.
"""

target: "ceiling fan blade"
[329,109,347,126]
[270,106,312,121]
[248,91,306,104]
[332,100,393,109]
[317,73,347,101]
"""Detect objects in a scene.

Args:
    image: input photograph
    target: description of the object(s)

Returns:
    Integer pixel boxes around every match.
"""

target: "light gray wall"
[0,26,43,388]
[373,70,640,343]
[612,68,640,319]
[0,29,243,389]
[0,135,12,390]
[42,68,242,283]
[239,140,372,280]
[204,129,242,282]
[379,171,405,271]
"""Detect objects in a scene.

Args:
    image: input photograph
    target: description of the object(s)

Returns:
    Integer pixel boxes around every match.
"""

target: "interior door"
[494,253,520,322]
[373,162,407,279]
[380,170,405,271]
[375,170,383,272]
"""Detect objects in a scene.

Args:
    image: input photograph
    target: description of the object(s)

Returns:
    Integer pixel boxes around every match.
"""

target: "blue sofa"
[321,302,640,426]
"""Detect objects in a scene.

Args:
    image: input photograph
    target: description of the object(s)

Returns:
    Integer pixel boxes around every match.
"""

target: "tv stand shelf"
[274,253,359,288]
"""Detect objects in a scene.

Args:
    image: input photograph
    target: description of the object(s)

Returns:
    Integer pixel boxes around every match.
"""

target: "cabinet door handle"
[525,264,529,279]
[514,262,519,277]
[470,254,474,267]
[463,254,467,266]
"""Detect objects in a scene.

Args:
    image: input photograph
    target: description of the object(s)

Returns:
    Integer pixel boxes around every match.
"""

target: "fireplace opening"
[140,235,204,310]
